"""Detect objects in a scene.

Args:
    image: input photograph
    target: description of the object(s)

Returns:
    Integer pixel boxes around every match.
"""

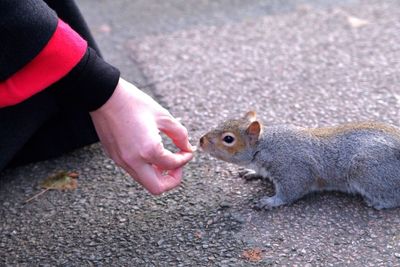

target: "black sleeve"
[0,0,58,81]
[44,0,120,111]
[43,0,103,57]
[0,0,120,111]
[57,47,120,112]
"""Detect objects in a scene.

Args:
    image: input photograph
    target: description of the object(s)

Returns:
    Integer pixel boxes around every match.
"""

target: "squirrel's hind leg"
[363,197,395,210]
[349,154,400,210]
[359,181,400,209]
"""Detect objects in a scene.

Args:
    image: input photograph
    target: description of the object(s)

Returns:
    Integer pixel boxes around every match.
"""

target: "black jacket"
[0,0,120,111]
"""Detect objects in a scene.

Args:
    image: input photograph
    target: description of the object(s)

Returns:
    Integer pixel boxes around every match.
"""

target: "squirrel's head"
[199,111,262,165]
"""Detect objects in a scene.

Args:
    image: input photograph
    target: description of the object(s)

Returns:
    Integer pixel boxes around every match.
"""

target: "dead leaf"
[347,16,369,28]
[24,188,50,204]
[242,248,263,262]
[24,171,79,203]
[40,171,78,190]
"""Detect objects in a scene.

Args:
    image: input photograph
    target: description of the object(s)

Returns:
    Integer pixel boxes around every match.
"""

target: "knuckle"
[180,126,189,138]
[140,143,164,161]
[119,151,135,165]
[173,125,188,143]
[168,116,188,136]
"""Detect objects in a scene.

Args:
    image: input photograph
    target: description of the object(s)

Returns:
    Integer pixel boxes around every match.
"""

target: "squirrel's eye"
[221,132,236,146]
[223,135,234,143]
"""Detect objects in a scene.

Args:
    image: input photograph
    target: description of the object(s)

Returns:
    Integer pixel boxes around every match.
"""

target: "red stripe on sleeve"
[0,19,87,107]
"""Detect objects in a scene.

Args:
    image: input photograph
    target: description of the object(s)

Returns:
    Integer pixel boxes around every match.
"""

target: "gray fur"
[203,122,400,210]
[255,125,400,209]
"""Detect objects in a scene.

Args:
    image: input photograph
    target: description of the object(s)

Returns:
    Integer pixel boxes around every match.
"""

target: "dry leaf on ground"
[242,248,263,262]
[25,171,79,203]
[40,171,78,190]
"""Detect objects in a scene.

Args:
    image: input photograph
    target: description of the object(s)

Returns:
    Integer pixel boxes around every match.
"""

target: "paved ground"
[1,0,400,266]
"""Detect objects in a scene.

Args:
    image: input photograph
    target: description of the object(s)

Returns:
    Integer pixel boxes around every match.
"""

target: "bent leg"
[1,85,98,171]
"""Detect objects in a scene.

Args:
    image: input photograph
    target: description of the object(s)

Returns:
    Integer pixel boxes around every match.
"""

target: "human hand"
[89,78,195,195]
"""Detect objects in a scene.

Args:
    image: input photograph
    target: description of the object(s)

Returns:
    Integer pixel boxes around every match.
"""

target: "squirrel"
[199,111,400,210]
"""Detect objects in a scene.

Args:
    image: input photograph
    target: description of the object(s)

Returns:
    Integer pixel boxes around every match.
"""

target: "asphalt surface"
[1,0,400,266]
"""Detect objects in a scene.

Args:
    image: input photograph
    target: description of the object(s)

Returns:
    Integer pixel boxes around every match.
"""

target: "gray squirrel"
[199,111,400,210]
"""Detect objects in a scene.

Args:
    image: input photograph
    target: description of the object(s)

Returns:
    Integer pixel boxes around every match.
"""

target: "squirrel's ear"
[244,111,257,122]
[246,121,261,145]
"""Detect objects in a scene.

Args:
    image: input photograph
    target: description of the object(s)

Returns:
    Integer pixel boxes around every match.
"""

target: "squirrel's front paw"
[238,168,262,181]
[255,196,285,210]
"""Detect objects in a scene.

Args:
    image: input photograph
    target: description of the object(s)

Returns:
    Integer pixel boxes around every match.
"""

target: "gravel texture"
[1,0,400,266]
